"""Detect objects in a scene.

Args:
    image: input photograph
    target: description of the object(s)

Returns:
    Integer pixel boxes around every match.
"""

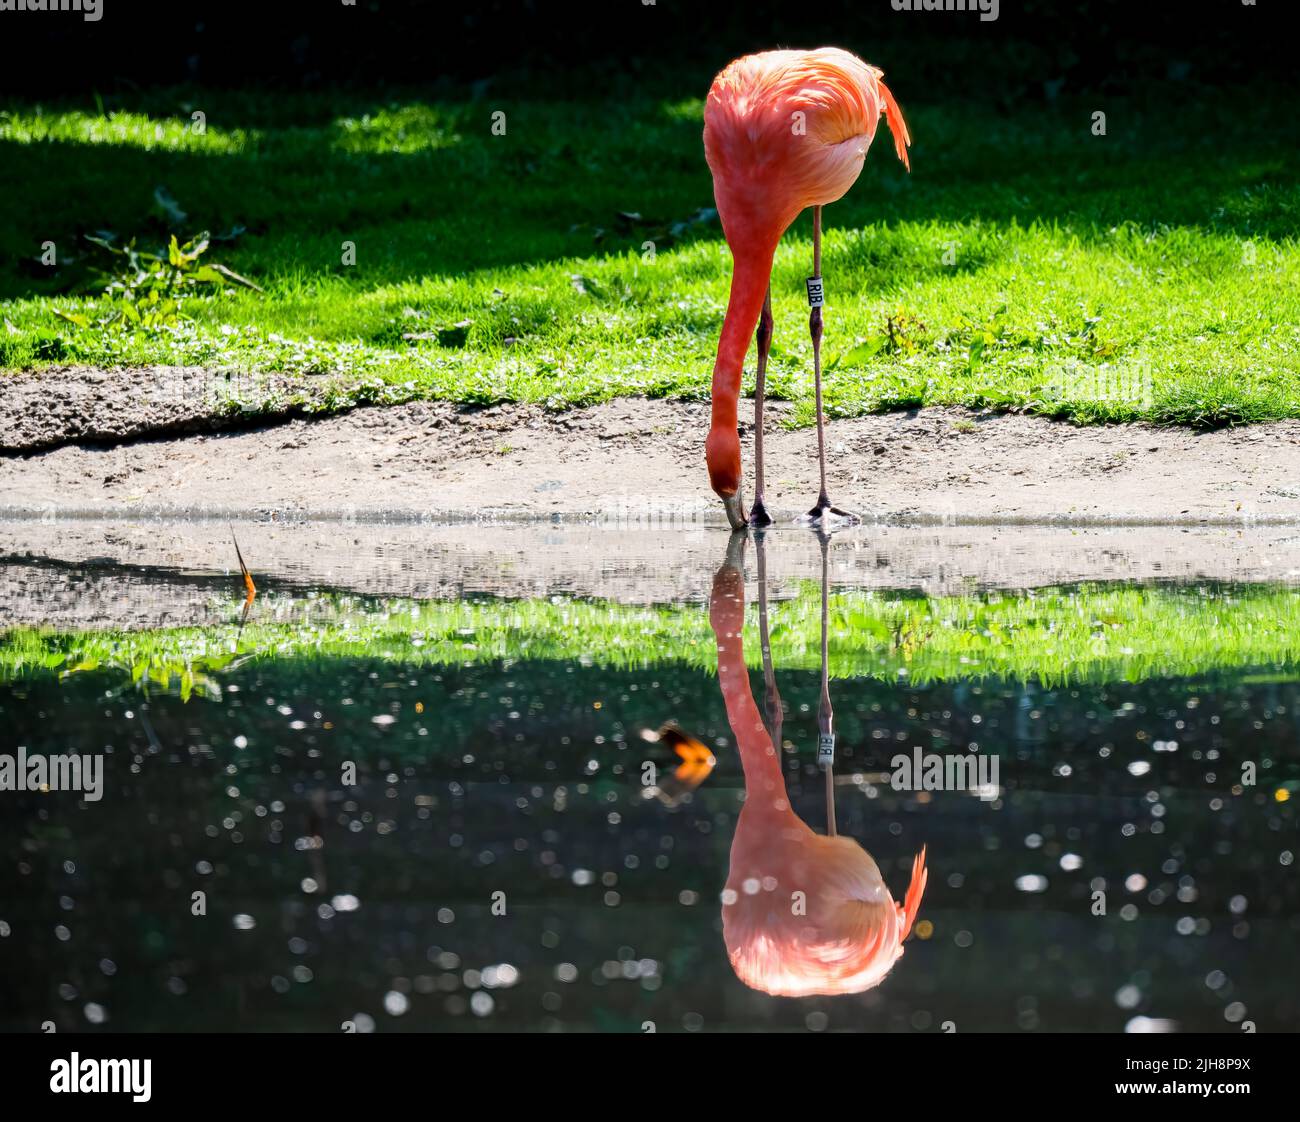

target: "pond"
[1,521,1297,1032]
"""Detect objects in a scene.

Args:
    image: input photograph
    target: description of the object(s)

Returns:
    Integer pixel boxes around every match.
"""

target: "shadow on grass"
[2,79,1299,306]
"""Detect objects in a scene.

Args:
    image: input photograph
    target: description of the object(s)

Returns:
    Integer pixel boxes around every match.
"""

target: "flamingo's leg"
[816,528,837,835]
[754,530,782,744]
[804,206,859,526]
[750,287,775,528]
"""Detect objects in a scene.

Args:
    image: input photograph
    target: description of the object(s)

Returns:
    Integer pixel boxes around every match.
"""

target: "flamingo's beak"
[722,491,748,530]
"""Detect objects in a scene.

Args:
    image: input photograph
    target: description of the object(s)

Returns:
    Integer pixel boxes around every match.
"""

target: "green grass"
[2,79,1298,427]
[4,581,1300,697]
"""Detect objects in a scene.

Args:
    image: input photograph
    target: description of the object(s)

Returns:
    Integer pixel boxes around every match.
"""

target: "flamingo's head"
[706,424,747,529]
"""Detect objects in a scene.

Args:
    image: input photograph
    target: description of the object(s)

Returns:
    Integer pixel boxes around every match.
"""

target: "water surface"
[1,524,1297,1032]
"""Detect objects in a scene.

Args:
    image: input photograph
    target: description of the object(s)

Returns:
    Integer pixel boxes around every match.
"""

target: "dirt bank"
[2,366,1300,525]
[0,364,342,453]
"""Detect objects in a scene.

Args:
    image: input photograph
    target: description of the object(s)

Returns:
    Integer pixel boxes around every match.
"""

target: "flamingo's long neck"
[709,565,788,809]
[711,239,778,430]
[707,235,779,496]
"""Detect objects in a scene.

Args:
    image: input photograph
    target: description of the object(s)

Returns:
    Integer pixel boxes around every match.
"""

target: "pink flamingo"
[703,48,911,528]
[708,534,927,995]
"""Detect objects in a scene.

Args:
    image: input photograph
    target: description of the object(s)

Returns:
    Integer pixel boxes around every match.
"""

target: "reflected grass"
[4,581,1300,696]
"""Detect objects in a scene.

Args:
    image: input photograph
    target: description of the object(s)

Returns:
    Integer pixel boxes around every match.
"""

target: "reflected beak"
[722,491,748,530]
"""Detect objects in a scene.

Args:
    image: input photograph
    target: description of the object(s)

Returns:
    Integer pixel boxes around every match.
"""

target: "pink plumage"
[701,47,911,517]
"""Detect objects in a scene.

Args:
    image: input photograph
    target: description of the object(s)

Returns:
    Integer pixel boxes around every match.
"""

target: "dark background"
[0,0,1290,98]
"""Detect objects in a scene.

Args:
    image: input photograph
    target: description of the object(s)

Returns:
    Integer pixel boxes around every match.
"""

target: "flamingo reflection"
[709,530,927,997]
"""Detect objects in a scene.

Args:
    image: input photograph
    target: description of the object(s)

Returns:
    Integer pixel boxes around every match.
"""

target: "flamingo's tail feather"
[899,844,928,941]
[879,77,911,172]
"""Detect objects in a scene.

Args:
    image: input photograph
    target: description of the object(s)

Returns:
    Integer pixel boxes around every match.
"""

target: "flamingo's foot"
[797,499,860,528]
[749,497,774,529]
